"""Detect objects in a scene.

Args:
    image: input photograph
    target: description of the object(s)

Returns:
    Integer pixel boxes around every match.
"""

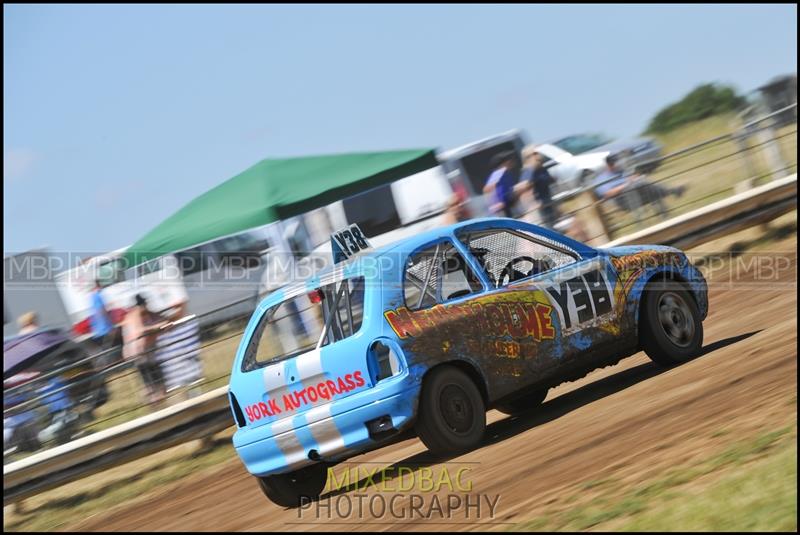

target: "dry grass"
[3,429,237,532]
[510,427,797,532]
[557,114,797,241]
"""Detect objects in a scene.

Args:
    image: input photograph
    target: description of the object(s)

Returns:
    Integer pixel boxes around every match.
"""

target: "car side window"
[175,246,210,276]
[403,241,482,310]
[242,276,365,371]
[538,153,554,167]
[216,233,268,269]
[459,229,578,288]
[319,276,365,346]
[99,259,126,285]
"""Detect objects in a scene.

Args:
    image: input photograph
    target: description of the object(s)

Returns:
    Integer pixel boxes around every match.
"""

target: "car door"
[456,226,622,381]
[387,238,492,369]
[388,235,578,402]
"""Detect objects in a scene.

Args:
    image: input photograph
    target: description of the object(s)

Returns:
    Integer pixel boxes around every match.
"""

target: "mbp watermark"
[293,462,504,525]
[689,250,797,289]
[4,248,795,291]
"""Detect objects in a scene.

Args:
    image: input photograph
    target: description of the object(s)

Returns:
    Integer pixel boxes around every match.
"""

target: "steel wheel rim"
[439,384,474,434]
[657,292,695,348]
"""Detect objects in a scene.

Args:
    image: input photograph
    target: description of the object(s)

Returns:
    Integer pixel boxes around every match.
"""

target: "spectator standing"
[122,294,169,404]
[88,279,120,363]
[521,148,561,229]
[483,151,521,218]
[442,178,473,225]
[154,301,204,399]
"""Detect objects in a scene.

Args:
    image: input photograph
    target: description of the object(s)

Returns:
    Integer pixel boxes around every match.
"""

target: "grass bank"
[510,426,797,532]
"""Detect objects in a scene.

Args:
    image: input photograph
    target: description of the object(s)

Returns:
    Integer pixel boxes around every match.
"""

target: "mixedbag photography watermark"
[293,462,503,525]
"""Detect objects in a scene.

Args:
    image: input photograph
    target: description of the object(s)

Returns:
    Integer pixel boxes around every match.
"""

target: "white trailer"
[4,249,73,338]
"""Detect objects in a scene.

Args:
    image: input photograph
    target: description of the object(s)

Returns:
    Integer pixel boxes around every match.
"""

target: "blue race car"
[227,217,708,507]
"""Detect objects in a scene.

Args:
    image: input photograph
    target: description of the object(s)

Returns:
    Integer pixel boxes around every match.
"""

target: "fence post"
[577,190,612,245]
[735,126,759,187]
[757,117,787,181]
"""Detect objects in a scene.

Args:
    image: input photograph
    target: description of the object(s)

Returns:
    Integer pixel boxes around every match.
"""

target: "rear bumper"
[233,373,420,476]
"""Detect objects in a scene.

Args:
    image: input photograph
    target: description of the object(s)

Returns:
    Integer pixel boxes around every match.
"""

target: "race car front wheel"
[415,366,486,456]
[640,285,703,366]
[257,462,328,508]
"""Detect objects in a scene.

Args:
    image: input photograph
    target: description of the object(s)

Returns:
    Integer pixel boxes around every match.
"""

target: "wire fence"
[3,296,257,460]
[522,104,797,244]
[3,105,797,463]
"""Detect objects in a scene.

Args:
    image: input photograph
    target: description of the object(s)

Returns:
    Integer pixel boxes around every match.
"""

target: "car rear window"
[241,277,365,371]
[403,241,482,310]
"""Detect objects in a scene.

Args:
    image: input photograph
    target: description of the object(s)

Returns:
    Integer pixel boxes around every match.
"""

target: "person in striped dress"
[154,301,204,396]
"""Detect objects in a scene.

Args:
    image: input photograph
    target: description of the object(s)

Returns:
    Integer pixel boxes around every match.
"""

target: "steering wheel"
[499,256,544,286]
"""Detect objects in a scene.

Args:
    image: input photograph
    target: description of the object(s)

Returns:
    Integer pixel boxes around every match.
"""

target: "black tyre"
[495,388,548,416]
[257,462,329,508]
[12,419,42,452]
[415,366,486,456]
[640,284,703,366]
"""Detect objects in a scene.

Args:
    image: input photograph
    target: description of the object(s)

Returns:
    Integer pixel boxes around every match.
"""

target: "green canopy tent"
[123,149,439,268]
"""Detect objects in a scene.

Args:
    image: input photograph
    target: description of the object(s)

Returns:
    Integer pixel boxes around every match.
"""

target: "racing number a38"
[228,217,708,507]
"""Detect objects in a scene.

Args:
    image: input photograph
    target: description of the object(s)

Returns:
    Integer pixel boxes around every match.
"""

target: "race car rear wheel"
[415,366,486,456]
[256,462,328,508]
[494,388,548,416]
[640,284,703,366]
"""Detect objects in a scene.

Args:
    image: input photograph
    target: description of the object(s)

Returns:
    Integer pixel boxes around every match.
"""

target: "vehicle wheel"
[415,366,486,456]
[495,388,548,416]
[92,382,109,409]
[257,463,329,508]
[640,284,703,366]
[13,419,42,452]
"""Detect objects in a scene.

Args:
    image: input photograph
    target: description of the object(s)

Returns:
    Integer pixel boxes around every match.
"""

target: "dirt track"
[75,247,797,532]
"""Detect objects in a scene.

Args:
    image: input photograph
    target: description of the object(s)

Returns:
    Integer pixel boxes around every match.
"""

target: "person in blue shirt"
[89,279,118,355]
[90,280,112,336]
[483,151,521,217]
[592,154,629,199]
[593,153,684,218]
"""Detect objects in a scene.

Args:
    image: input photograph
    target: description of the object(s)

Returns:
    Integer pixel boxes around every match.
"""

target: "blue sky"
[4,4,797,254]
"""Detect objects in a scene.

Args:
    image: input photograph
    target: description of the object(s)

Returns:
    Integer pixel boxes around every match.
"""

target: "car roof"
[317,216,583,275]
[257,217,591,311]
[376,217,499,254]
